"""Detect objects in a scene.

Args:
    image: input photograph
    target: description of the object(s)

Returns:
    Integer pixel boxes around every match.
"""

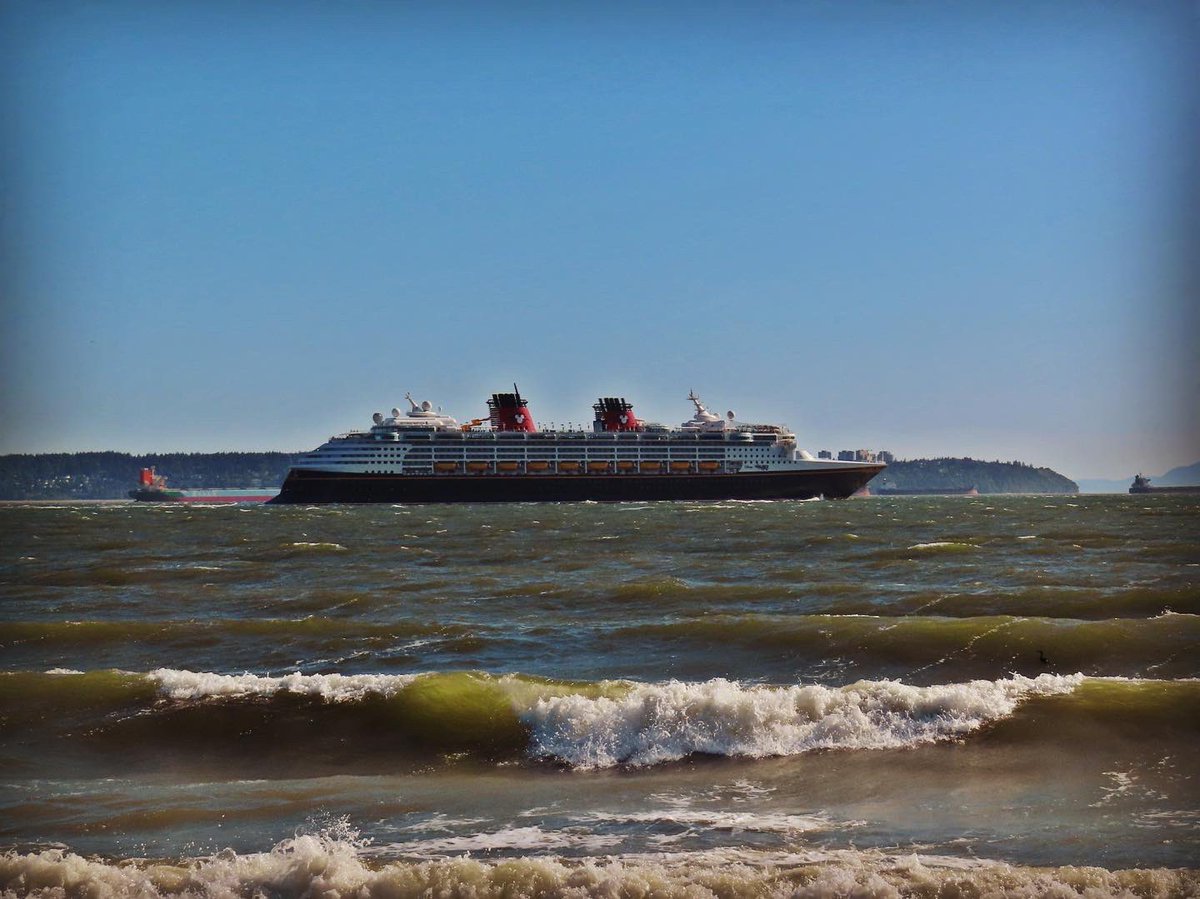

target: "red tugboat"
[270,387,884,504]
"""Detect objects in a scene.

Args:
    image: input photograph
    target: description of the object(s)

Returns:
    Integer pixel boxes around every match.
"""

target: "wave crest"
[523,674,1083,768]
[150,668,420,702]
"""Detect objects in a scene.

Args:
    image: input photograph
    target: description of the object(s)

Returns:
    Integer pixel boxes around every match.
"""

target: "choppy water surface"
[1,496,1197,897]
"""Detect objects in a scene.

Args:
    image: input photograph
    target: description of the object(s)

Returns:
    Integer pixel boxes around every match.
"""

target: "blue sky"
[2,1,1196,479]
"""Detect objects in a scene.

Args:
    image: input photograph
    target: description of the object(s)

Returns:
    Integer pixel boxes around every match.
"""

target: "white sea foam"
[521,673,1083,768]
[1134,809,1200,829]
[1,834,1193,899]
[580,809,840,834]
[1091,770,1137,807]
[384,825,623,857]
[148,669,419,702]
[393,814,491,834]
[726,780,775,800]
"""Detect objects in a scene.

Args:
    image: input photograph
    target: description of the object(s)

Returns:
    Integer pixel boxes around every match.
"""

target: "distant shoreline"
[0,499,132,506]
[10,453,1199,500]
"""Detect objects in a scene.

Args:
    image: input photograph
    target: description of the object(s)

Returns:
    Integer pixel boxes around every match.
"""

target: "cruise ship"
[270,388,884,504]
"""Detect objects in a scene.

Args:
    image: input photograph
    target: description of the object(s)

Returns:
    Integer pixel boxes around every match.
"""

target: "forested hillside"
[0,453,296,500]
[871,458,1078,494]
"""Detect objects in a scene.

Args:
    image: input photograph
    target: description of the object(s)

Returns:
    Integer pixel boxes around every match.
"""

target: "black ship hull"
[270,466,884,504]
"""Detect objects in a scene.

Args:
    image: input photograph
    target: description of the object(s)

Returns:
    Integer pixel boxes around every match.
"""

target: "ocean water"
[1,495,1197,898]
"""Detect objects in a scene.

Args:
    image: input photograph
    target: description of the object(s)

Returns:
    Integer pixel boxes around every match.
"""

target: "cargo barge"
[128,468,277,503]
[1129,475,1200,495]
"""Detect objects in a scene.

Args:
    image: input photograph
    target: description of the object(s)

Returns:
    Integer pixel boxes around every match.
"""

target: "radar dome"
[372,412,383,424]
[391,408,401,418]
[727,410,736,420]
[421,400,433,412]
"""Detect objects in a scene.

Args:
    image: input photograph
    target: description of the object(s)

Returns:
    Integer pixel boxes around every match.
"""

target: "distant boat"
[128,468,277,503]
[872,486,979,497]
[1128,474,1200,495]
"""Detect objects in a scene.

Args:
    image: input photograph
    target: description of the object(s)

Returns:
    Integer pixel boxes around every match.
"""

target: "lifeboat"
[497,461,520,472]
[558,461,581,472]
[587,461,611,472]
[434,462,460,473]
[616,460,636,471]
[669,461,693,472]
[527,461,550,472]
[639,461,662,472]
[466,461,491,472]
[698,461,721,471]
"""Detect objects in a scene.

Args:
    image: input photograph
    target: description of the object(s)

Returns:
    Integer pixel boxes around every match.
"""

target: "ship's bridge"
[678,392,794,444]
[369,393,461,435]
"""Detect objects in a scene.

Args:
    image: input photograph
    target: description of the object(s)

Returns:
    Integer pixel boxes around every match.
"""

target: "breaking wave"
[0,669,1104,771]
[2,830,1196,899]
[522,673,1082,768]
